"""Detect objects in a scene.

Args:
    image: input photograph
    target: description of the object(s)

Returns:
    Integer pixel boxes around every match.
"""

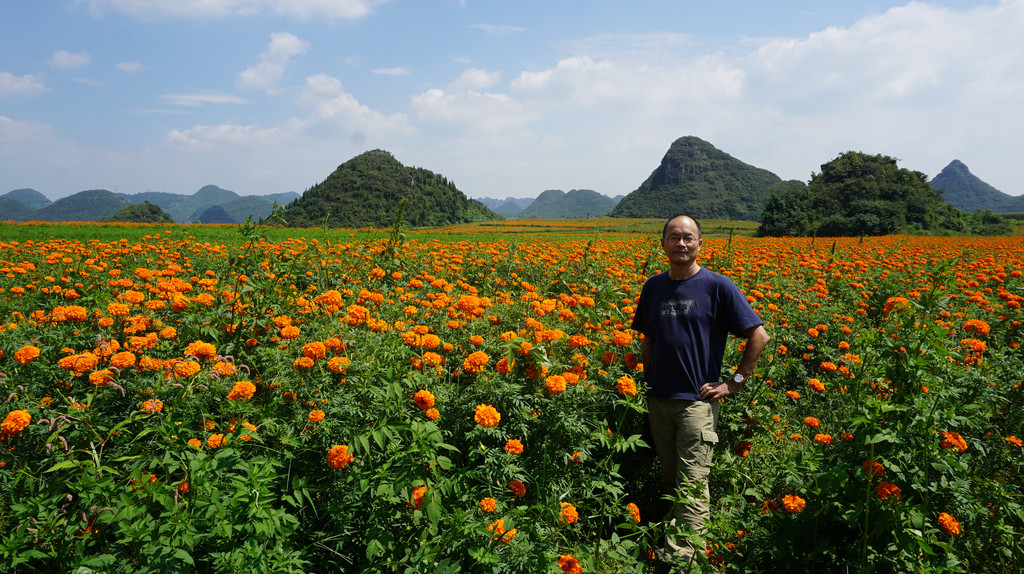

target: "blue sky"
[1,0,1021,201]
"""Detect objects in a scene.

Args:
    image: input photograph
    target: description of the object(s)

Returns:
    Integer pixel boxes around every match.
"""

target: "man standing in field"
[631,214,769,570]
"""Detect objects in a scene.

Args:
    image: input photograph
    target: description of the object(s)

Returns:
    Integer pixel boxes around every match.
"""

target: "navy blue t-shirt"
[630,267,763,401]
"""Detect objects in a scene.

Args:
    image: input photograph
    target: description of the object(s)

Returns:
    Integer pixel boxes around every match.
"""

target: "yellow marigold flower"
[616,376,637,397]
[14,345,40,365]
[207,434,225,449]
[627,502,641,523]
[782,494,806,513]
[327,444,354,469]
[505,439,524,455]
[227,380,256,401]
[545,374,567,395]
[480,497,497,513]
[474,404,501,427]
[2,410,32,436]
[557,554,582,574]
[308,410,325,423]
[140,399,163,414]
[463,351,490,374]
[937,512,961,536]
[559,502,579,524]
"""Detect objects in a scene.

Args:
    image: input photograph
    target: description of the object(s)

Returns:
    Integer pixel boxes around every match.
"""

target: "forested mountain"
[282,150,499,228]
[518,189,618,218]
[4,188,52,210]
[756,152,1007,237]
[930,160,1024,213]
[0,197,37,222]
[33,189,135,222]
[101,202,175,223]
[476,196,534,217]
[609,136,781,220]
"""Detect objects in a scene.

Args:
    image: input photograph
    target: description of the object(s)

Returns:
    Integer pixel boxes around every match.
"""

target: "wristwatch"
[731,373,746,385]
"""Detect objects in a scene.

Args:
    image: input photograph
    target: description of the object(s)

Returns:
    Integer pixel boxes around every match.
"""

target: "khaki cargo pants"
[647,396,719,564]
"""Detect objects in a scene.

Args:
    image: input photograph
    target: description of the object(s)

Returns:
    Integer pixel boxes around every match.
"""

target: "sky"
[1,0,1022,202]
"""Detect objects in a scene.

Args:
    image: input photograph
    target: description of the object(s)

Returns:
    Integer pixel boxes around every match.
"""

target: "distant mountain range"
[4,139,1018,226]
[0,185,300,224]
[475,189,623,219]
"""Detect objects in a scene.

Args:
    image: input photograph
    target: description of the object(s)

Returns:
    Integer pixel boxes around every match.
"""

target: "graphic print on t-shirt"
[661,299,693,317]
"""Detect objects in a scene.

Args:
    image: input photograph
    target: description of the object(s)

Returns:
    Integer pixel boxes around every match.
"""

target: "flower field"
[0,220,1022,573]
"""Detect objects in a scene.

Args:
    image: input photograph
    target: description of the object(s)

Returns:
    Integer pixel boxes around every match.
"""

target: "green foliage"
[609,136,782,221]
[282,149,501,228]
[33,189,135,223]
[757,152,1011,237]
[101,202,176,224]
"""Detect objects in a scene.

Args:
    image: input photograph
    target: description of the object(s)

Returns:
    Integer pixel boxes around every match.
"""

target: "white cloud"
[160,91,247,107]
[237,32,310,93]
[411,68,531,135]
[373,67,411,77]
[0,72,48,98]
[78,0,390,21]
[50,50,92,69]
[470,23,526,37]
[117,61,144,73]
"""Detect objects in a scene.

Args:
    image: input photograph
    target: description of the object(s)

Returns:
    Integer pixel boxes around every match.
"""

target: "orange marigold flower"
[937,512,961,537]
[413,389,436,410]
[963,319,991,335]
[509,479,526,497]
[557,554,582,574]
[308,410,325,423]
[14,345,41,365]
[545,374,567,395]
[422,352,444,368]
[939,431,968,453]
[488,518,516,543]
[785,390,801,400]
[207,434,226,449]
[463,351,490,374]
[89,369,114,386]
[2,410,32,436]
[410,485,426,508]
[505,439,524,455]
[279,325,300,339]
[185,340,217,360]
[559,502,579,524]
[627,502,641,523]
[474,404,501,427]
[1006,436,1023,447]
[140,399,163,414]
[109,351,137,369]
[227,380,256,401]
[171,359,201,378]
[782,494,806,513]
[610,329,633,346]
[327,444,354,469]
[293,356,314,370]
[327,356,351,373]
[875,481,901,500]
[814,433,832,445]
[863,459,885,478]
[425,408,440,420]
[496,356,514,374]
[804,416,821,428]
[301,341,327,360]
[616,376,637,397]
[480,497,497,513]
[808,378,826,393]
[819,362,838,372]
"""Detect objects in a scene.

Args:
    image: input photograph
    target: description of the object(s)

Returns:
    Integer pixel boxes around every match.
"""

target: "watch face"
[732,374,744,383]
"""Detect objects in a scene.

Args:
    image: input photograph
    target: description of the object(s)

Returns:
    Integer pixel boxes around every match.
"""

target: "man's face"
[661,216,702,267]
